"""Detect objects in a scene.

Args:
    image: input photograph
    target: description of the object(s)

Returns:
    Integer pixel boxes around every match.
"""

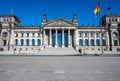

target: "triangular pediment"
[43,18,75,27]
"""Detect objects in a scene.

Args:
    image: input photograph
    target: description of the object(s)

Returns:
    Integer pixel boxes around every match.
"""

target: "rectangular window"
[96,33,99,37]
[115,19,117,22]
[38,33,40,37]
[117,48,120,52]
[90,33,93,37]
[112,19,114,21]
[4,19,6,21]
[27,33,29,37]
[85,33,88,37]
[32,33,34,37]
[21,33,24,37]
[79,33,82,37]
[102,33,104,37]
[3,40,7,46]
[10,19,12,22]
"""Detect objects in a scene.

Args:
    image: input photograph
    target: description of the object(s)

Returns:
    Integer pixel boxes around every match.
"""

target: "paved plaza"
[0,56,120,81]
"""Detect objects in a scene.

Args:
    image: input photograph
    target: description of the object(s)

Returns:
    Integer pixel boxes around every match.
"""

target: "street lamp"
[7,23,12,51]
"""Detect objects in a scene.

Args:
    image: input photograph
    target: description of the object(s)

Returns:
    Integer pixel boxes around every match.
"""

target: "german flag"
[94,2,100,15]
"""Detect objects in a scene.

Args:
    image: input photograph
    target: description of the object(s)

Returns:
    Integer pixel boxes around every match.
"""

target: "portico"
[42,17,77,48]
[43,28,74,48]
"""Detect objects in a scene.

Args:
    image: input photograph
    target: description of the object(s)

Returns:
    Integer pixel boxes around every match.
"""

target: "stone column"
[117,38,119,46]
[10,29,14,51]
[18,39,20,46]
[40,32,42,47]
[88,32,90,46]
[99,32,102,46]
[111,32,114,46]
[35,39,37,46]
[74,29,79,50]
[106,32,109,50]
[82,32,84,46]
[43,29,46,46]
[55,29,58,48]
[68,29,71,47]
[49,29,52,47]
[62,29,64,48]
[0,34,1,46]
[94,32,96,46]
[30,39,32,46]
[116,31,119,46]
[24,39,26,46]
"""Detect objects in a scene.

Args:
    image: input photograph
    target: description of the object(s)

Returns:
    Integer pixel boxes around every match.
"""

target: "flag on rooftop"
[94,2,100,15]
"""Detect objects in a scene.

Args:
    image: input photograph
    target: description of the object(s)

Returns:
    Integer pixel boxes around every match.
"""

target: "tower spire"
[72,13,78,26]
[42,13,47,26]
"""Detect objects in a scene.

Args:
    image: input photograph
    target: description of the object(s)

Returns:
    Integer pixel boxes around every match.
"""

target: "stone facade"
[0,14,120,55]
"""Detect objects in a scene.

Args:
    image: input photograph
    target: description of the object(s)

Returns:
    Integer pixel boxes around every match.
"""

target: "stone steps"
[39,47,79,55]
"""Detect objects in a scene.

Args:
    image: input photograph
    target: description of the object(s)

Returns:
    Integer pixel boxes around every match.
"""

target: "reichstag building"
[0,14,120,55]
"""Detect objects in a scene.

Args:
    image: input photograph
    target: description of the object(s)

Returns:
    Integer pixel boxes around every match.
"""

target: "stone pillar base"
[68,44,72,48]
[55,44,58,48]
[43,45,46,48]
[62,45,64,48]
[41,46,44,50]
[49,45,52,48]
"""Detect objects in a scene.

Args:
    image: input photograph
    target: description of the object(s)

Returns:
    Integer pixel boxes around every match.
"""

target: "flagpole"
[99,2,104,55]
[11,8,14,15]
[108,7,111,15]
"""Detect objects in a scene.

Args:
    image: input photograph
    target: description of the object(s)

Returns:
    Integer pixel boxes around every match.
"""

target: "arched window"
[102,39,106,46]
[15,39,18,46]
[90,39,94,46]
[112,32,117,37]
[21,39,24,46]
[3,32,8,37]
[26,39,29,46]
[37,39,41,46]
[85,39,88,46]
[114,40,117,46]
[32,39,35,46]
[79,39,83,46]
[3,40,7,46]
[96,39,100,46]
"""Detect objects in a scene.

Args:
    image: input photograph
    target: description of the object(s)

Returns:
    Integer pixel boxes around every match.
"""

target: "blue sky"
[0,0,120,26]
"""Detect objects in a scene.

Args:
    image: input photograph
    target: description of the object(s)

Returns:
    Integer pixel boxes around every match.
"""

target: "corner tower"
[0,14,20,28]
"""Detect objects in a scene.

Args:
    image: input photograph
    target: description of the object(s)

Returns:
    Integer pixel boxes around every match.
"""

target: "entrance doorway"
[58,31,62,47]
[64,31,68,47]
[52,30,68,47]
[52,31,56,47]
